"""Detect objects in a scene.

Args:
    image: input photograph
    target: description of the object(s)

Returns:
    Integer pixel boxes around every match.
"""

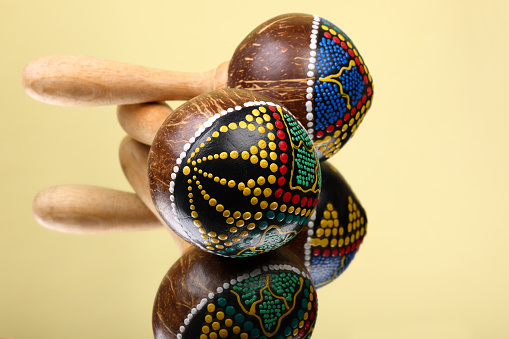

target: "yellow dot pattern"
[310,196,366,248]
[198,303,252,339]
[183,111,278,249]
[176,104,318,257]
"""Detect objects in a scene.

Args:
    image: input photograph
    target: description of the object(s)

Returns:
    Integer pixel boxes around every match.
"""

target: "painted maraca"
[149,88,321,257]
[31,139,365,287]
[153,246,317,339]
[124,133,366,287]
[228,14,373,159]
[286,161,367,288]
[22,13,373,160]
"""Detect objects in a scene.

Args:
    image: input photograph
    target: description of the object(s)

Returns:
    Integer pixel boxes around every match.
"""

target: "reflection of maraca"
[22,13,373,159]
[286,161,367,288]
[153,246,317,339]
[149,88,321,257]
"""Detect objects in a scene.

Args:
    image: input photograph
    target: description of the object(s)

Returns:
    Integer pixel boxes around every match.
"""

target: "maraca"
[121,118,365,287]
[286,161,367,288]
[149,88,321,257]
[118,103,366,283]
[31,148,366,288]
[33,101,366,286]
[122,134,365,287]
[228,13,374,159]
[33,107,366,286]
[153,246,317,339]
[22,13,374,159]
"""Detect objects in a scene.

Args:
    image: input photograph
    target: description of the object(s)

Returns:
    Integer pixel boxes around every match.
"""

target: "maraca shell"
[228,14,374,160]
[149,89,321,257]
[285,161,367,288]
[153,247,318,339]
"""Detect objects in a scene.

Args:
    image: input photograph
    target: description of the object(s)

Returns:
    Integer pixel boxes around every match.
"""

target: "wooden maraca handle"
[30,139,192,252]
[117,102,171,145]
[119,135,192,252]
[22,55,229,106]
[32,182,190,252]
[32,185,163,234]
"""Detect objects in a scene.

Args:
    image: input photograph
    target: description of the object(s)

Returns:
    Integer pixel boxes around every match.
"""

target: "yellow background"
[1,0,508,338]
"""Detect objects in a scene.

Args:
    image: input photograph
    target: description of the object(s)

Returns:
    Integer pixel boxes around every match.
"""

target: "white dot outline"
[306,15,322,142]
[305,211,317,270]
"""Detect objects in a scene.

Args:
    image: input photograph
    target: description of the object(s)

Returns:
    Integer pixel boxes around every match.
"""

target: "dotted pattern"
[306,197,366,287]
[306,15,374,159]
[176,265,317,339]
[171,102,321,257]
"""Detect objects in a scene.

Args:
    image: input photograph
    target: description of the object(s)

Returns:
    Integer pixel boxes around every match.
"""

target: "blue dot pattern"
[311,17,374,159]
[314,39,354,130]
[310,250,357,287]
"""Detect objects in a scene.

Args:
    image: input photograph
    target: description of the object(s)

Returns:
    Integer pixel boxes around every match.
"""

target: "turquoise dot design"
[284,112,313,149]
[283,111,319,192]
[254,230,295,254]
[295,147,318,188]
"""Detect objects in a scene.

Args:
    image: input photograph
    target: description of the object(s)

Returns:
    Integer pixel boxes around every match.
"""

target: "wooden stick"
[116,102,171,146]
[32,185,164,234]
[22,55,229,107]
[118,136,192,252]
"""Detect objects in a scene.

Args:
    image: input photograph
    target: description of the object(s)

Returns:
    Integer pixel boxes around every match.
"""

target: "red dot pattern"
[313,238,364,257]
[280,165,287,175]
[270,109,320,212]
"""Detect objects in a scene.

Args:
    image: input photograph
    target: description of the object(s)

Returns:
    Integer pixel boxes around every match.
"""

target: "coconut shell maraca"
[153,246,318,339]
[285,161,367,288]
[228,14,374,160]
[23,14,373,160]
[149,89,321,257]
